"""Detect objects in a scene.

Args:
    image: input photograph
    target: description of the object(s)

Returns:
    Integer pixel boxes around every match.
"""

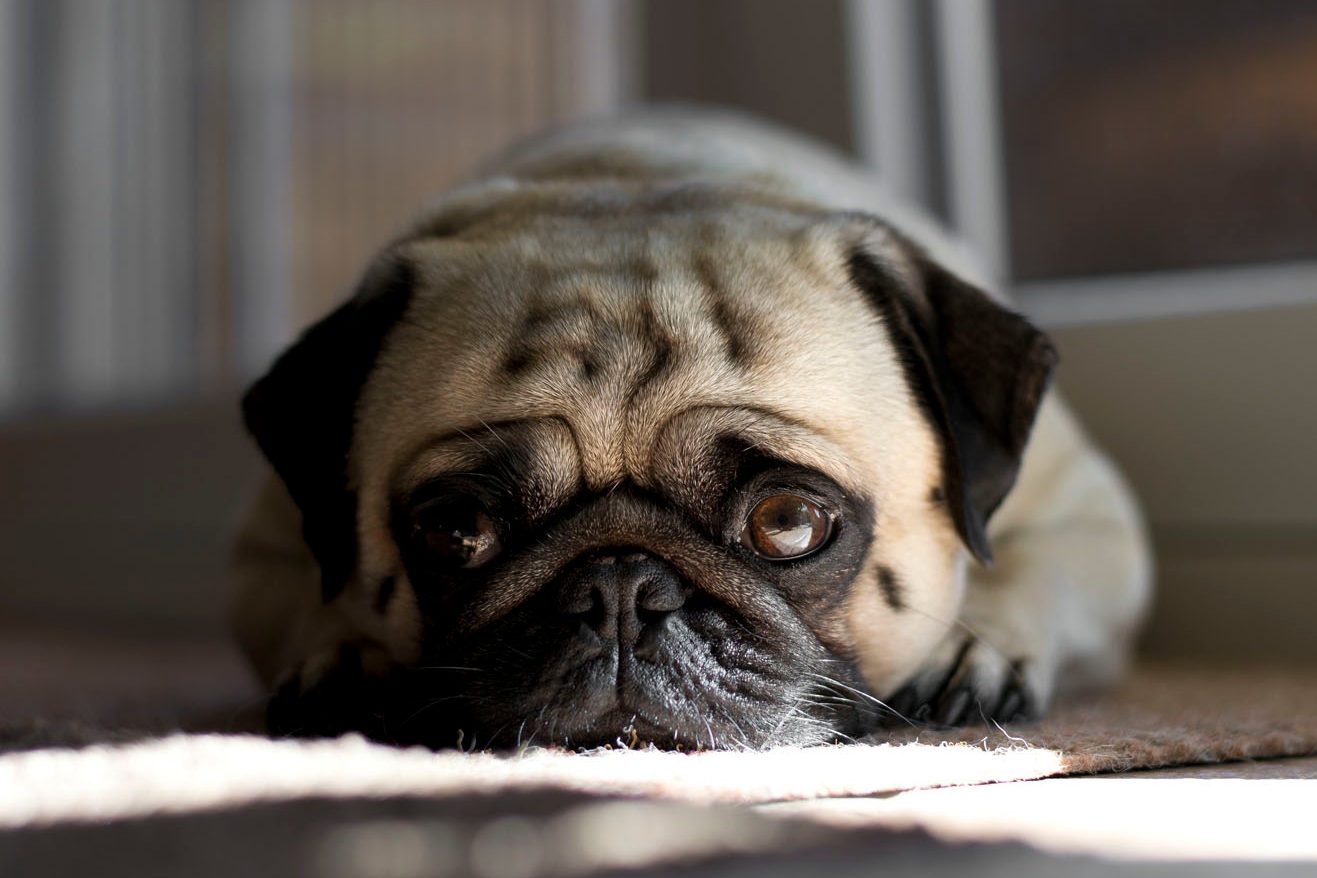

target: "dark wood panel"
[0,401,261,631]
[998,0,1317,279]
[644,0,855,154]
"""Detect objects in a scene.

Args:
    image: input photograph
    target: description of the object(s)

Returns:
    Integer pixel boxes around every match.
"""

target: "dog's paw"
[884,634,1041,727]
[266,642,392,739]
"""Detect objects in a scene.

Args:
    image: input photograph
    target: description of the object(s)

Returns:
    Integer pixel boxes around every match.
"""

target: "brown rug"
[889,663,1317,776]
[2,663,1314,829]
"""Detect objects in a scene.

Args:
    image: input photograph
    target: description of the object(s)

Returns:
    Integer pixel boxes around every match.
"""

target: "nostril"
[637,576,687,615]
[563,588,609,630]
[559,549,688,645]
[636,605,671,627]
[632,613,673,661]
[559,584,596,616]
[574,618,603,648]
[559,571,612,626]
[586,597,609,630]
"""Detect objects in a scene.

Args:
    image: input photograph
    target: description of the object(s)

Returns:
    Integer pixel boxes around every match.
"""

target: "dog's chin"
[479,659,831,751]
[421,672,851,752]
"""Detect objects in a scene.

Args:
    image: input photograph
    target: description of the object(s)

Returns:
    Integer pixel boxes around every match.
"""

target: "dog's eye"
[744,494,833,560]
[412,499,502,569]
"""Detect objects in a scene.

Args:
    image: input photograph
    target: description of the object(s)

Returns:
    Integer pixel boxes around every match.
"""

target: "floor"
[3,622,1315,875]
[770,757,1317,862]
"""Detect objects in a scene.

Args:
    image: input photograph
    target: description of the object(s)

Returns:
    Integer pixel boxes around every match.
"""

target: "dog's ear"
[242,254,416,599]
[845,226,1057,564]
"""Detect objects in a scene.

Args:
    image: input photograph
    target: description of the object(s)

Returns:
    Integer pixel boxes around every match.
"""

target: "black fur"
[875,565,906,611]
[242,256,416,598]
[847,242,1057,563]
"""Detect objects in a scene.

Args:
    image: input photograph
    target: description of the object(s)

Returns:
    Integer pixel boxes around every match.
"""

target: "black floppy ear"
[847,237,1057,564]
[242,255,415,599]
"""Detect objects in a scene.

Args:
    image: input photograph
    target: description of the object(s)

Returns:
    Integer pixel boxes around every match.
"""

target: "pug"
[230,109,1151,750]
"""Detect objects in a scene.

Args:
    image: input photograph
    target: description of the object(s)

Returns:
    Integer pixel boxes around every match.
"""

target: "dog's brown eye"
[414,503,502,569]
[744,494,832,560]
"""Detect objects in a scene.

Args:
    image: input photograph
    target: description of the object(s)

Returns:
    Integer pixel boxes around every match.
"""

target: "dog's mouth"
[391,553,871,751]
[504,599,780,749]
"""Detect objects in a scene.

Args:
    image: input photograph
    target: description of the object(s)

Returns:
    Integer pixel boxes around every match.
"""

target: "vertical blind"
[0,0,615,417]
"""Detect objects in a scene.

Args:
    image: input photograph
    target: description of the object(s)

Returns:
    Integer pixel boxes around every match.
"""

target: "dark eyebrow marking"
[695,254,751,368]
[502,299,610,382]
[876,565,906,611]
[579,353,602,382]
[500,305,562,378]
[628,298,676,400]
[709,297,749,367]
[502,349,535,376]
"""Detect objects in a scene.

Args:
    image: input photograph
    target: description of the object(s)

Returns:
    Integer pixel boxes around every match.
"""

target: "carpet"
[889,664,1317,775]
[2,664,1315,830]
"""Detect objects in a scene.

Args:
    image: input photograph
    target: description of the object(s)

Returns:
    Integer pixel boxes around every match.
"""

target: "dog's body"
[231,109,1151,748]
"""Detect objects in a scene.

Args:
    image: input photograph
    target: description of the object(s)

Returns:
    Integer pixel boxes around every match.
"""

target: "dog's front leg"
[889,397,1153,726]
[231,475,398,738]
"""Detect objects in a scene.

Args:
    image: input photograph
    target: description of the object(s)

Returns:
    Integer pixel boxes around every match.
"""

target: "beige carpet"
[2,664,1315,830]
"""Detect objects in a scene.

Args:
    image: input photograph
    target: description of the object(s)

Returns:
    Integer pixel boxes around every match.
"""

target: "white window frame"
[0,0,18,409]
[845,0,1317,328]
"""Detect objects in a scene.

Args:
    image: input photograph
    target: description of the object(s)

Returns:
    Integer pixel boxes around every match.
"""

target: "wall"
[0,401,260,631]
[1052,305,1317,664]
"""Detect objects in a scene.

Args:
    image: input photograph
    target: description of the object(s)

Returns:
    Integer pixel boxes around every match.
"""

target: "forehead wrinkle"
[391,441,484,501]
[386,416,582,503]
[613,267,773,486]
[646,404,867,498]
[384,217,876,503]
[492,259,710,493]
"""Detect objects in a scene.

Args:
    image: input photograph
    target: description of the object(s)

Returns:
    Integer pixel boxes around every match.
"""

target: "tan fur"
[231,109,1151,726]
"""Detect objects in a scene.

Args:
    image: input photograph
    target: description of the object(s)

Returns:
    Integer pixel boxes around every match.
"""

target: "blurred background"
[2,0,1315,699]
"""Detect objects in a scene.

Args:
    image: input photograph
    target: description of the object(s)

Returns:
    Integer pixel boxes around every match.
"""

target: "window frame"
[844,0,1317,327]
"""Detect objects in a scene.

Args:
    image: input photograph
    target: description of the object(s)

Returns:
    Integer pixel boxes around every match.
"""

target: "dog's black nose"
[558,550,687,657]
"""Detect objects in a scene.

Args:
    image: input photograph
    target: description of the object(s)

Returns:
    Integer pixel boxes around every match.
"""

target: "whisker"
[454,427,493,458]
[804,672,917,728]
[514,718,530,751]
[702,715,717,751]
[477,417,513,450]
[400,695,465,728]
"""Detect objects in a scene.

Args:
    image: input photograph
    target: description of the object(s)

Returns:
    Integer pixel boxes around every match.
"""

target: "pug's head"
[244,181,1055,749]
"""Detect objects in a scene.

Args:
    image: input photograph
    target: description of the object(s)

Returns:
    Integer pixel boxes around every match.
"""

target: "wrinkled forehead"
[354,208,915,507]
[387,407,864,519]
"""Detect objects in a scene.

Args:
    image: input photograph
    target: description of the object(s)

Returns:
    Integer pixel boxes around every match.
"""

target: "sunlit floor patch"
[764,756,1317,861]
[0,732,1064,828]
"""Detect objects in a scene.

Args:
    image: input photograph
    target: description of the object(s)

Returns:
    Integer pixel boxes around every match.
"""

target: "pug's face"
[245,183,1054,749]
